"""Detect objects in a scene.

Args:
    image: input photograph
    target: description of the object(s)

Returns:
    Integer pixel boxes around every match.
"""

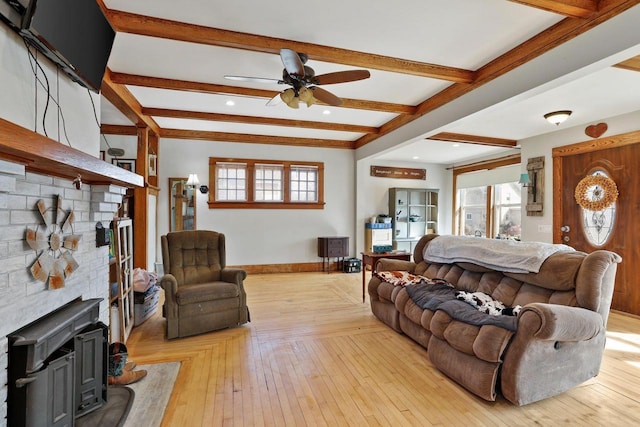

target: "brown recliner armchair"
[160,230,250,339]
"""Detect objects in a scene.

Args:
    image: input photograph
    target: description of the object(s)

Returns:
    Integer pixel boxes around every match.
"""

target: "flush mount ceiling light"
[544,110,572,125]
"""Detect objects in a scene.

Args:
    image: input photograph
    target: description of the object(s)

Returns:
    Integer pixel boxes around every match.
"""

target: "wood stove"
[7,299,108,427]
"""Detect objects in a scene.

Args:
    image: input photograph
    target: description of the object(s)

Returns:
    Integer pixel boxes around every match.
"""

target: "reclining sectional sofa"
[368,234,621,405]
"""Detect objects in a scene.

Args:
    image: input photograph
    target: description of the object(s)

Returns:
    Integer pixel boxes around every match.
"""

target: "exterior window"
[255,164,283,202]
[457,182,521,240]
[215,162,247,201]
[458,186,487,237]
[493,182,522,239]
[208,157,324,209]
[290,165,318,202]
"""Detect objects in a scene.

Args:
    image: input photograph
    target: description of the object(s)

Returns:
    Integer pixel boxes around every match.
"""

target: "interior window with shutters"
[208,157,324,209]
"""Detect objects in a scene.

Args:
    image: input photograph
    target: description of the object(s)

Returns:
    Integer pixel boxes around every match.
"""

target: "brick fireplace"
[0,159,127,426]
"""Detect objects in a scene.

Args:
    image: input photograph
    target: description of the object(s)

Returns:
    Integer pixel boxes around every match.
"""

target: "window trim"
[452,154,521,235]
[207,157,325,209]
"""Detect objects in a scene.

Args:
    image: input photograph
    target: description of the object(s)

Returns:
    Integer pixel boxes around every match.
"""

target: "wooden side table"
[360,251,411,303]
[318,237,349,273]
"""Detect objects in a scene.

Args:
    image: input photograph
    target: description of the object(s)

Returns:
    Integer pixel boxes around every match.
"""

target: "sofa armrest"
[221,268,247,285]
[518,303,603,342]
[376,259,416,273]
[160,273,179,318]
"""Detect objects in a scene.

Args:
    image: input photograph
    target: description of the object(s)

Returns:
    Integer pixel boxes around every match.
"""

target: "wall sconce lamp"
[186,174,209,194]
[519,172,537,203]
[544,110,572,126]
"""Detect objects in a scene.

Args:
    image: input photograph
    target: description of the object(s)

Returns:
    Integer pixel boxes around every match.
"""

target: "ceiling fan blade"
[280,48,305,77]
[314,70,371,85]
[310,87,342,106]
[266,93,283,106]
[225,75,283,84]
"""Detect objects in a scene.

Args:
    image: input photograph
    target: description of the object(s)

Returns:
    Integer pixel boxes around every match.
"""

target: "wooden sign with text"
[370,165,426,180]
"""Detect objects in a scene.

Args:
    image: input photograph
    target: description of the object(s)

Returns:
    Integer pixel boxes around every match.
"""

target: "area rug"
[75,362,180,427]
[124,362,181,427]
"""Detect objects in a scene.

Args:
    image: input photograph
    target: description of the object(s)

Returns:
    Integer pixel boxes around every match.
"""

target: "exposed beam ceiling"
[100,0,640,154]
[101,70,160,135]
[108,72,416,114]
[103,9,475,83]
[355,0,640,148]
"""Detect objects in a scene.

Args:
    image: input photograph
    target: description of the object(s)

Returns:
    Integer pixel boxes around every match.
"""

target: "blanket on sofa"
[405,283,519,331]
[423,235,574,273]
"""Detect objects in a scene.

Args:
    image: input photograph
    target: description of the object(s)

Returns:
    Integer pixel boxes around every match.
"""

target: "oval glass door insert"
[581,170,616,246]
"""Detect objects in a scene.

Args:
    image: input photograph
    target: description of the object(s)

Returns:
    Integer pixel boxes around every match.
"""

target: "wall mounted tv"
[0,0,115,93]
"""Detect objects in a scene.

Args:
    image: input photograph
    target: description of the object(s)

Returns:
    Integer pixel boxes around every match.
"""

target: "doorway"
[553,131,640,315]
[169,177,196,232]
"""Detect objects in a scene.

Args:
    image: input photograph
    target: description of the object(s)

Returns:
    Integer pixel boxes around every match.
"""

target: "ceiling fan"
[225,48,370,109]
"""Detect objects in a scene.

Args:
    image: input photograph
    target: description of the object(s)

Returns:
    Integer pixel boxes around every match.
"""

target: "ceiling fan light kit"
[280,88,299,108]
[226,48,370,110]
[544,110,572,125]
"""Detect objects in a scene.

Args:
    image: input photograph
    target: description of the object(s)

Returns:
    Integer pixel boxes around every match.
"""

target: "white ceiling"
[99,0,640,166]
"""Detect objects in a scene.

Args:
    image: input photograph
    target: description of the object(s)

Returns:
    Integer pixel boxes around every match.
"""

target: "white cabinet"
[389,188,439,253]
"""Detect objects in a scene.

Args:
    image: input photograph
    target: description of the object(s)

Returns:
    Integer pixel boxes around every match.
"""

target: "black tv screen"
[20,0,115,92]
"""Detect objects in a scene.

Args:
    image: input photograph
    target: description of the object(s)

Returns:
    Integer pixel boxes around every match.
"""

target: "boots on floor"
[109,368,147,385]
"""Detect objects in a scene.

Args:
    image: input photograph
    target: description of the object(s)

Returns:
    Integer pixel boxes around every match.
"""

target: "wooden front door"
[553,137,640,315]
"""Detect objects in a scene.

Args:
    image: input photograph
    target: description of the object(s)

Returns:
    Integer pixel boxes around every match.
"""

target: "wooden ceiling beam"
[160,129,354,150]
[100,124,138,135]
[101,69,160,135]
[142,107,378,135]
[450,154,522,174]
[508,0,598,18]
[109,72,416,114]
[613,54,640,72]
[429,132,518,147]
[104,9,474,83]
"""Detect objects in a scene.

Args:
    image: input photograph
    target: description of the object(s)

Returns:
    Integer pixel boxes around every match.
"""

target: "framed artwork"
[112,158,136,172]
[100,150,106,161]
[148,154,158,176]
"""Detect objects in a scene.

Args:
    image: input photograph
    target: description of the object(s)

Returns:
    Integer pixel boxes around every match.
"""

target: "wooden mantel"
[0,118,143,188]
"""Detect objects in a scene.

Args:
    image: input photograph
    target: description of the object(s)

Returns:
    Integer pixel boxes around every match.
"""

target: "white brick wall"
[0,160,126,425]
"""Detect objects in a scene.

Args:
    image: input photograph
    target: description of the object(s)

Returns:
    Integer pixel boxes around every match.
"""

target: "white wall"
[155,139,453,266]
[0,24,101,156]
[520,109,640,243]
[157,138,356,266]
[100,134,138,164]
[355,158,452,254]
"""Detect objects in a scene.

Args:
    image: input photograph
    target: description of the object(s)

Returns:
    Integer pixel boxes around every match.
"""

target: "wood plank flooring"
[125,272,640,426]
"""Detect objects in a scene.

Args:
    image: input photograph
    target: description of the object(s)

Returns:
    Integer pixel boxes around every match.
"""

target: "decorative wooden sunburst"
[26,195,81,289]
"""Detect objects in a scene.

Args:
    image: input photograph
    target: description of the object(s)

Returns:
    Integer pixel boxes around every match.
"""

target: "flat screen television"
[1,0,115,93]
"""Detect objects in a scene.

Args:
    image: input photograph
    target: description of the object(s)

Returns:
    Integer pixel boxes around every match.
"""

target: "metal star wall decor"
[26,195,81,289]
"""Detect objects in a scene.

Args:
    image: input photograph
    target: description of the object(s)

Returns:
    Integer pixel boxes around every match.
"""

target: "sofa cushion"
[176,282,239,305]
[430,310,514,363]
[503,251,584,291]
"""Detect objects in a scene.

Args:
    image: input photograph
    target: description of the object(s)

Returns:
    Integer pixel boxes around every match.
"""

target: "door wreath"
[574,174,618,211]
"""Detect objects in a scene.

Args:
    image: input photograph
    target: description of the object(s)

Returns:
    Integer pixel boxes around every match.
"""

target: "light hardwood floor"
[126,272,640,426]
